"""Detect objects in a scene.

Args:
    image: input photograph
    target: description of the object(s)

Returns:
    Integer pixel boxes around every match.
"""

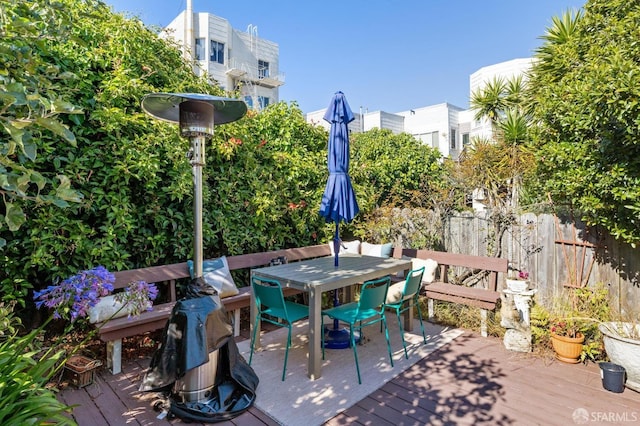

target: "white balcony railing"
[226,58,285,87]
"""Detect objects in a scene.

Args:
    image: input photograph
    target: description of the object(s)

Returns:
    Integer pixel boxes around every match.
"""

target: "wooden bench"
[392,247,508,337]
[98,244,331,374]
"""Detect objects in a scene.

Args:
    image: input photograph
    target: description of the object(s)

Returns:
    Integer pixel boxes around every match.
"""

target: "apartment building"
[162,3,284,110]
[160,3,528,160]
[306,58,533,161]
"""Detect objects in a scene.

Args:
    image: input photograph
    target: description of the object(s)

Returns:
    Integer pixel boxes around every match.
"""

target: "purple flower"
[34,266,115,322]
[34,266,158,323]
[114,281,159,318]
[518,270,529,280]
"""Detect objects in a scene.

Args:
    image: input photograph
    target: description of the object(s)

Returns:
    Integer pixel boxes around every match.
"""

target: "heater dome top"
[141,93,247,125]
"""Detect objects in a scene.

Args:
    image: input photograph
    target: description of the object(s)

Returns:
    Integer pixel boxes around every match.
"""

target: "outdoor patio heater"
[141,93,246,278]
[141,93,247,420]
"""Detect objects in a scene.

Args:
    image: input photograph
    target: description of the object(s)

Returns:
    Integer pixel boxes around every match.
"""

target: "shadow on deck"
[57,327,640,425]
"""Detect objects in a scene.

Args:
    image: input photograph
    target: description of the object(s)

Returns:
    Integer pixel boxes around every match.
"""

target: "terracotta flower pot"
[550,332,584,363]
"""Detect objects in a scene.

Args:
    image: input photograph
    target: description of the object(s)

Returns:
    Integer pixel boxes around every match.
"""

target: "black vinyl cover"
[139,280,259,422]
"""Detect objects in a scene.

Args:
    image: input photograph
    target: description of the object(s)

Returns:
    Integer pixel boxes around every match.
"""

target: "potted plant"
[599,321,640,392]
[506,270,529,292]
[549,317,585,363]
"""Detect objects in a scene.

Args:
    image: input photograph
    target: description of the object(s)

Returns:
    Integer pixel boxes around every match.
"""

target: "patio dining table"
[250,254,412,380]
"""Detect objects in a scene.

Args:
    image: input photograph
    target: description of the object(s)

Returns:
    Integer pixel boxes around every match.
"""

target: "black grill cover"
[139,280,258,422]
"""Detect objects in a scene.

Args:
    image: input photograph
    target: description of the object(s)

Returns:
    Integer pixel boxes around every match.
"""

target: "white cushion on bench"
[361,241,393,258]
[188,256,239,298]
[88,295,134,324]
[329,240,361,256]
[394,256,439,285]
[386,282,409,304]
[387,258,438,304]
[408,257,439,283]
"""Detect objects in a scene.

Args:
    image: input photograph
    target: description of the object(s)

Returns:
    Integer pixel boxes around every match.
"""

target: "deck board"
[57,327,640,425]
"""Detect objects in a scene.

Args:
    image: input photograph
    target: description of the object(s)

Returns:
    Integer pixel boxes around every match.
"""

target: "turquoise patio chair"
[249,276,309,381]
[384,266,427,359]
[321,276,394,384]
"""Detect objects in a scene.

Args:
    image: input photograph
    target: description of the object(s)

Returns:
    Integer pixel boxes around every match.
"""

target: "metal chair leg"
[396,309,409,359]
[249,314,260,365]
[383,317,394,367]
[283,326,291,381]
[415,297,427,344]
[350,325,361,384]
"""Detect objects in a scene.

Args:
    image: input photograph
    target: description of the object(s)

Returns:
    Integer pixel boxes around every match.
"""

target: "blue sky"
[104,0,586,114]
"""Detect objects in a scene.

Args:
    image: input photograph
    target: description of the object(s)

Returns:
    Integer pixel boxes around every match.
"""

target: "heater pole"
[190,135,206,279]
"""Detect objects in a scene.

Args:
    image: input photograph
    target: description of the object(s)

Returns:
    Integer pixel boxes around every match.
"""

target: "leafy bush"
[354,207,444,249]
[528,2,640,245]
[2,1,450,320]
[0,1,328,311]
[350,128,445,209]
[0,311,74,425]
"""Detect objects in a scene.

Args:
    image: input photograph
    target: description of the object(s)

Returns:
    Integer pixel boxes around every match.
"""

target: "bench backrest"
[392,247,508,291]
[111,244,332,301]
[226,244,330,270]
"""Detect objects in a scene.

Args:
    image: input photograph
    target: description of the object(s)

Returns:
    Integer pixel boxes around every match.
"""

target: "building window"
[421,131,439,147]
[258,60,270,78]
[244,96,253,108]
[195,38,205,61]
[210,40,224,64]
[450,128,457,150]
[462,133,470,146]
[258,96,270,109]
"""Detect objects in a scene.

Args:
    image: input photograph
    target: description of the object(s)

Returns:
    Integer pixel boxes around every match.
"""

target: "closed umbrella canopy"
[319,91,359,267]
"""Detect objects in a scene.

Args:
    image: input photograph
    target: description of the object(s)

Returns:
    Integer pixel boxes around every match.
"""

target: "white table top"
[251,254,411,292]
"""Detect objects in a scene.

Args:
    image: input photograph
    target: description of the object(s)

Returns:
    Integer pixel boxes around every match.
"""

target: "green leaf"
[52,99,83,114]
[1,121,25,152]
[34,117,77,145]
[3,82,27,105]
[16,173,30,193]
[55,175,83,203]
[30,171,46,191]
[22,140,37,161]
[4,203,26,232]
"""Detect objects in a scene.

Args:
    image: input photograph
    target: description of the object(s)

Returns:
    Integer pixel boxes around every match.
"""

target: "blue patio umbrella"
[319,91,360,267]
[319,91,360,349]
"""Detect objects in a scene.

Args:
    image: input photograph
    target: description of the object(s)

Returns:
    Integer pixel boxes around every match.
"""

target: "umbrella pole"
[332,224,340,327]
[333,224,340,268]
[324,224,360,349]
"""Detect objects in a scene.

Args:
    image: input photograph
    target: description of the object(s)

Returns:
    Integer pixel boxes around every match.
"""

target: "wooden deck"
[58,328,640,426]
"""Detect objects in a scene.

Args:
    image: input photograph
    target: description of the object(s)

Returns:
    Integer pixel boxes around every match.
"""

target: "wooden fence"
[442,212,639,316]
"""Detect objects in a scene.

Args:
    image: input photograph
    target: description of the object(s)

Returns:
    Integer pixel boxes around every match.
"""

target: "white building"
[468,57,534,141]
[162,3,284,110]
[306,102,469,160]
[306,58,533,161]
